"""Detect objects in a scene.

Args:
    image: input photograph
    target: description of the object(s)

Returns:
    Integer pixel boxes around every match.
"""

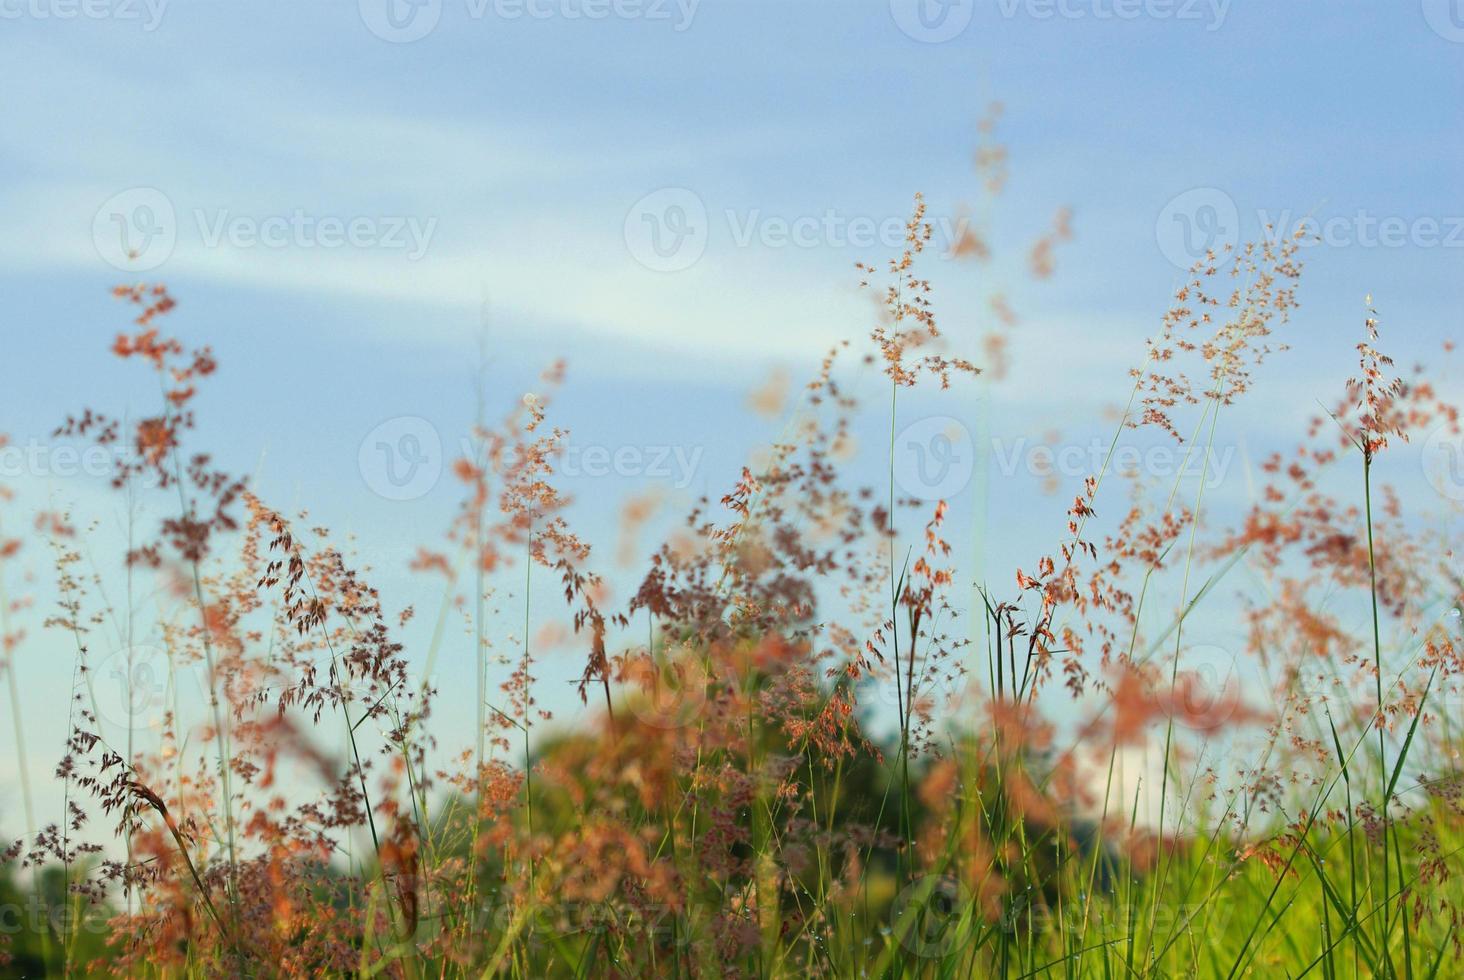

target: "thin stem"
[1363,450,1393,976]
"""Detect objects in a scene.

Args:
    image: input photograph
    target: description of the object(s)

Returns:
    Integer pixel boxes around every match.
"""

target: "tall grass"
[0,182,1461,980]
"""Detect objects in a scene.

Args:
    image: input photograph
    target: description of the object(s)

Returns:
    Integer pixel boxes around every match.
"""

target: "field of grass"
[1,192,1461,979]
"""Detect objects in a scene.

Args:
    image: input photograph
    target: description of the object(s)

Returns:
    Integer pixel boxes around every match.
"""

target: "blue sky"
[1,0,1461,835]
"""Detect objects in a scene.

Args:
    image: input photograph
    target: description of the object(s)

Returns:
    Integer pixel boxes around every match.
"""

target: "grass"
[0,189,1460,979]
